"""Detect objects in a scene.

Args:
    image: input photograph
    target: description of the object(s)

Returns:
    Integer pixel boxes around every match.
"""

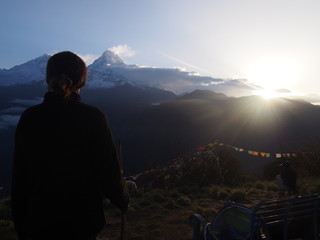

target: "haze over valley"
[1,51,320,190]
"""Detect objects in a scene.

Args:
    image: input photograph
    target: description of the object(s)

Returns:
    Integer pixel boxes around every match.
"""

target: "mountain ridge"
[0,54,49,86]
[0,50,254,97]
[1,85,320,188]
[2,52,320,189]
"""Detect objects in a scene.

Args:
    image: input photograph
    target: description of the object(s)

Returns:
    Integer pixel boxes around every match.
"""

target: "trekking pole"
[121,211,126,240]
[119,141,126,240]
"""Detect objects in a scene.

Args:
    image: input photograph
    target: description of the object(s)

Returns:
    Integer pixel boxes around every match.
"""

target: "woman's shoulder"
[73,101,109,124]
[75,101,105,116]
[19,103,44,118]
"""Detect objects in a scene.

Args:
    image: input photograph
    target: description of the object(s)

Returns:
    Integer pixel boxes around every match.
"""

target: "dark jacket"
[11,92,128,239]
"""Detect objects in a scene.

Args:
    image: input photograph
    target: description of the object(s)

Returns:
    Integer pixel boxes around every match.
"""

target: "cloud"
[0,97,44,129]
[1,106,26,114]
[205,79,257,97]
[108,45,136,58]
[157,51,216,77]
[0,114,20,129]
[174,67,187,72]
[0,97,43,129]
[11,98,42,106]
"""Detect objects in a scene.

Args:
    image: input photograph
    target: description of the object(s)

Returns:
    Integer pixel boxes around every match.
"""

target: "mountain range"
[1,50,320,191]
[0,50,256,95]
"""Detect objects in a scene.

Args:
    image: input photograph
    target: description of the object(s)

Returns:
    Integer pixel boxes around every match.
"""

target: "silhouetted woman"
[11,51,129,240]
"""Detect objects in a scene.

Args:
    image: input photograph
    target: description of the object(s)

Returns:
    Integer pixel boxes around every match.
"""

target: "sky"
[1,0,320,101]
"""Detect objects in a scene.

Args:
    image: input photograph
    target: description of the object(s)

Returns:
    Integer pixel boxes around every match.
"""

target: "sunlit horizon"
[252,89,290,100]
[1,0,320,103]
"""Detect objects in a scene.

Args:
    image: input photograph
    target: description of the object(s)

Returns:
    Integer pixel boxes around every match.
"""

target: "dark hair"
[46,51,87,98]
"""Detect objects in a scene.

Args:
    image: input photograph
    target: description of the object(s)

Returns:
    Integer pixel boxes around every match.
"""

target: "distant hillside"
[113,90,320,175]
[2,85,320,191]
[148,91,320,151]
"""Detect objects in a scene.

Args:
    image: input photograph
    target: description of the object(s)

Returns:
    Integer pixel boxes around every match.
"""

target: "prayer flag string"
[217,142,311,159]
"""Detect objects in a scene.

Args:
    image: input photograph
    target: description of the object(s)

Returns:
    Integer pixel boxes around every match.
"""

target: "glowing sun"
[247,56,302,90]
[252,89,286,100]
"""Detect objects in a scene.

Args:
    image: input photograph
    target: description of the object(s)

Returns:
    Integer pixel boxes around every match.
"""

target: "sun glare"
[253,89,284,100]
[247,56,302,90]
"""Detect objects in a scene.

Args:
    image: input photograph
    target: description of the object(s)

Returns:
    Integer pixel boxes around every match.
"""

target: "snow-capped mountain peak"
[10,54,49,72]
[90,50,125,67]
[0,49,249,97]
[0,54,49,86]
[86,51,130,88]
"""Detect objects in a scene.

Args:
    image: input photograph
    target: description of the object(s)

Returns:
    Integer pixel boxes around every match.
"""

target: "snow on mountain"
[86,50,168,90]
[86,50,226,92]
[87,67,130,88]
[86,50,134,88]
[90,50,125,68]
[0,54,49,86]
[0,50,255,97]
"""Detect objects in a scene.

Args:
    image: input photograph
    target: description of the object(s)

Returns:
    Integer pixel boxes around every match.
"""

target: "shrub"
[167,189,181,198]
[200,187,211,195]
[138,198,152,207]
[178,145,242,187]
[246,189,261,197]
[176,196,191,207]
[216,148,242,186]
[152,192,168,203]
[263,161,279,180]
[209,186,219,199]
[254,182,265,190]
[228,189,247,202]
[218,190,229,200]
[136,189,169,208]
[266,183,279,192]
[0,198,12,221]
[165,199,179,209]
[202,208,217,218]
[177,185,199,196]
[244,182,253,188]
[192,187,212,199]
[303,179,320,193]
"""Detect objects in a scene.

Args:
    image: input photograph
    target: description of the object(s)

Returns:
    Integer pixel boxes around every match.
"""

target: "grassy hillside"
[2,142,320,239]
[1,176,320,240]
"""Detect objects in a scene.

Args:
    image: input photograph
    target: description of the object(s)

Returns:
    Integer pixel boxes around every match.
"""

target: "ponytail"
[46,51,87,99]
[47,74,74,99]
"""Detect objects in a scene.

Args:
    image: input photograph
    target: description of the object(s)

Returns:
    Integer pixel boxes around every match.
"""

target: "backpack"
[204,201,259,240]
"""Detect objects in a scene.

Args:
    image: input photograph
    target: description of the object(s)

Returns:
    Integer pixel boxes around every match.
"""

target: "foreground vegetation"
[1,176,320,240]
[3,142,320,239]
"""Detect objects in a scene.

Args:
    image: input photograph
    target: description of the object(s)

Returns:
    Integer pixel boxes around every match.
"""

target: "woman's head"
[46,51,87,98]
